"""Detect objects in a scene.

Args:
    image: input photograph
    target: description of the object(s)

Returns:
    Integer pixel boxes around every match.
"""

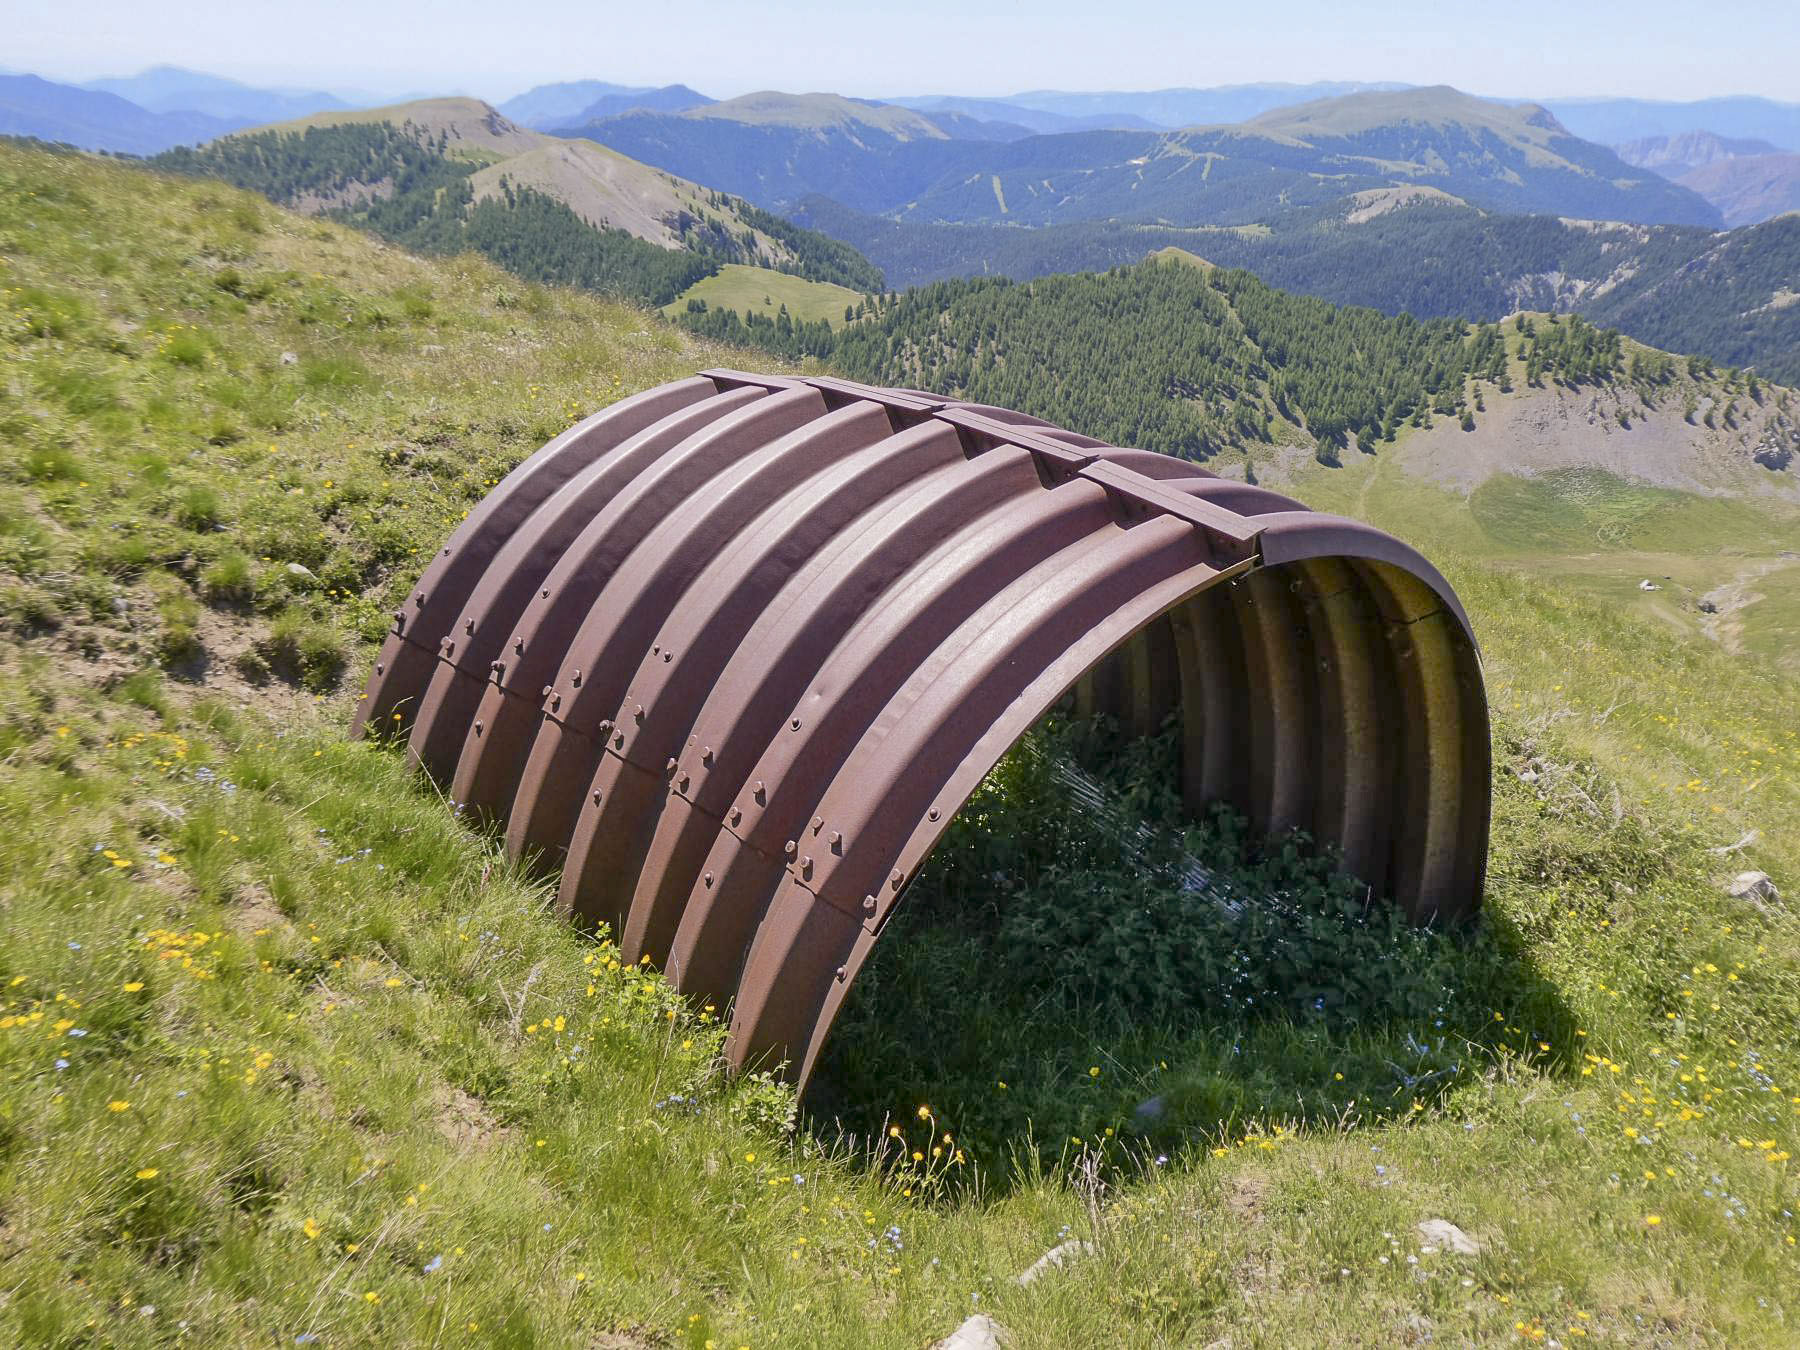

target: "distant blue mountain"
[1535,96,1800,153]
[0,73,239,154]
[83,66,350,124]
[994,82,1415,129]
[499,80,713,129]
[562,84,714,126]
[892,96,1163,135]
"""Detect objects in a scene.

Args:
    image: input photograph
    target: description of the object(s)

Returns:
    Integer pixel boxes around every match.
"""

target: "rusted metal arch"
[355,370,1491,1091]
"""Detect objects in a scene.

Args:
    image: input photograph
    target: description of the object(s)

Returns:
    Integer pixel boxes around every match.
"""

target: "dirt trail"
[1697,560,1783,654]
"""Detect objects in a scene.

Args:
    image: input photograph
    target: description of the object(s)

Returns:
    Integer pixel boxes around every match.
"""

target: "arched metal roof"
[354,370,1491,1090]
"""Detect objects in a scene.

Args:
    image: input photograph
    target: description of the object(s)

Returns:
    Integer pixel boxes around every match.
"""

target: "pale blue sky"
[8,0,1798,103]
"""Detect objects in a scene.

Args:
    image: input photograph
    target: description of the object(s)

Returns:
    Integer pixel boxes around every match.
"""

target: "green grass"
[663,263,866,327]
[4,141,1800,1346]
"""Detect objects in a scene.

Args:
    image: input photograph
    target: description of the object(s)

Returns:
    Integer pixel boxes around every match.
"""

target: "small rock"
[1726,871,1781,904]
[1016,1239,1095,1286]
[279,351,298,365]
[1638,579,1659,591]
[933,1314,1007,1350]
[1415,1219,1480,1256]
[285,562,317,581]
[1698,599,1718,614]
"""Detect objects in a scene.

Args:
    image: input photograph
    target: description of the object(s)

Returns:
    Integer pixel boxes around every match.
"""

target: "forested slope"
[684,260,1649,460]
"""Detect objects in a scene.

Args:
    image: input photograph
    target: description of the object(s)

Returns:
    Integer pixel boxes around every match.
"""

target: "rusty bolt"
[810,816,823,834]
[828,830,842,852]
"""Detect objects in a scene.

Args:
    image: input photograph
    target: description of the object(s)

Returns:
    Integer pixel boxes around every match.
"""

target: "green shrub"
[257,612,346,691]
[176,485,226,532]
[199,550,256,604]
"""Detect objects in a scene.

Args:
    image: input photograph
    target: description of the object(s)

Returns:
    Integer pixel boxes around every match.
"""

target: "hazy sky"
[8,0,1798,103]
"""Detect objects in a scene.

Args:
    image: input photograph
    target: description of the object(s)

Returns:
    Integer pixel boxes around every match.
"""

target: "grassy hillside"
[4,142,1800,1346]
[663,263,866,326]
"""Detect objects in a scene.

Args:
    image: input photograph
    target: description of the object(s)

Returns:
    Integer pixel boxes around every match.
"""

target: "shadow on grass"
[803,717,1578,1190]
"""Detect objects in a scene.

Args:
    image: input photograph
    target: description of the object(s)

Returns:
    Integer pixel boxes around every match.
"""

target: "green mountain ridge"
[150,99,884,308]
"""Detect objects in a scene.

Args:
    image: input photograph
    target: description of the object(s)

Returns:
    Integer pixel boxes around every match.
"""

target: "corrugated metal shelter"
[354,370,1491,1091]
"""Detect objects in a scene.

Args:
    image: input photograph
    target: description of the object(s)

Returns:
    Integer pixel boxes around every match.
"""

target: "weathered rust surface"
[353,371,1492,1092]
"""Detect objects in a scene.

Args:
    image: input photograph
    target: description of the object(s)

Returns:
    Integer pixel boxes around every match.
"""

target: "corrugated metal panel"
[353,371,1492,1091]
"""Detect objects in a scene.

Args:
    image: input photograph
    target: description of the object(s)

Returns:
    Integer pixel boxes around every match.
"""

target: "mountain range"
[563,86,1720,228]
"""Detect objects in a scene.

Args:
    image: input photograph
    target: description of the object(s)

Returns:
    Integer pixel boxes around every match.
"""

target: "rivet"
[591,789,602,805]
[704,872,714,888]
[677,774,689,792]
[513,638,524,654]
[375,663,385,675]
[790,717,801,730]
[810,816,823,834]
[729,808,742,825]
[834,965,847,982]
[613,733,625,749]
[663,651,672,663]
[442,640,455,657]
[633,704,644,721]
[549,693,561,710]
[828,830,842,851]
[753,781,766,803]
[571,669,582,687]
[414,591,426,605]
[890,870,903,890]
[927,808,940,822]
[463,618,474,634]
[701,746,714,765]
[800,855,812,874]
[474,720,483,735]
[540,587,549,598]
[784,840,798,857]
[652,644,660,655]
[392,610,406,628]
[862,895,876,911]
[541,685,553,698]
[598,719,613,734]
[666,758,678,776]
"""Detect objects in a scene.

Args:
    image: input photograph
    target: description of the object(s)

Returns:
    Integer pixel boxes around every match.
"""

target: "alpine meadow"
[3,10,1800,1347]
